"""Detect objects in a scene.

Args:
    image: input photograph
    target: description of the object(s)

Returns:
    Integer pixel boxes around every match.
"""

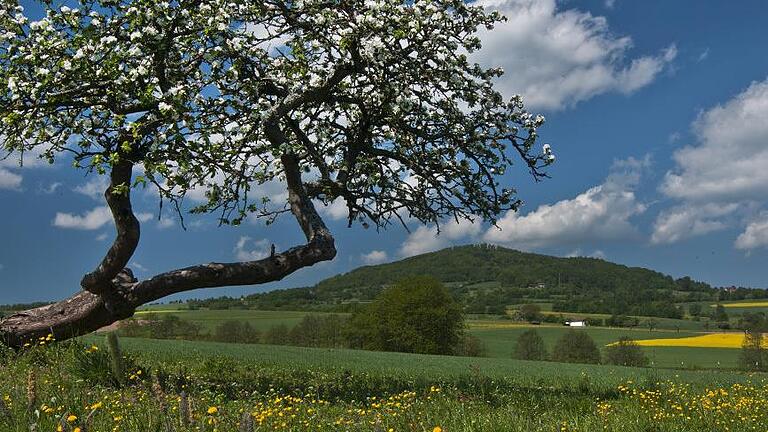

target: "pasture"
[123,308,745,370]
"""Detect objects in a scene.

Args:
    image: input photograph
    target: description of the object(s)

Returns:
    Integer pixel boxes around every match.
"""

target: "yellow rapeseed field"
[622,333,767,348]
[714,301,768,308]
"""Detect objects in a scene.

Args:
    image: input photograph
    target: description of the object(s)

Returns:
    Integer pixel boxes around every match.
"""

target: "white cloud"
[484,157,648,248]
[40,182,62,194]
[96,233,109,241]
[697,48,710,62]
[735,214,768,251]
[655,78,768,246]
[0,147,56,190]
[399,218,482,257]
[591,250,607,259]
[661,79,768,202]
[234,236,272,261]
[136,213,153,223]
[474,0,676,110]
[74,176,109,200]
[156,217,175,229]
[604,0,616,9]
[651,203,741,245]
[130,261,148,272]
[317,198,349,221]
[361,250,389,265]
[53,206,113,230]
[0,167,22,190]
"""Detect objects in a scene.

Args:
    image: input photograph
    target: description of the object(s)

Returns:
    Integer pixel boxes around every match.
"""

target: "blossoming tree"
[0,0,553,347]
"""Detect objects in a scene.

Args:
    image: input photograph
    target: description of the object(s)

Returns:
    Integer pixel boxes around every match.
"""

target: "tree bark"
[0,153,336,349]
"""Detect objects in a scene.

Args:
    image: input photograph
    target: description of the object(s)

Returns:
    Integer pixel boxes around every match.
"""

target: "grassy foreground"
[1,336,767,431]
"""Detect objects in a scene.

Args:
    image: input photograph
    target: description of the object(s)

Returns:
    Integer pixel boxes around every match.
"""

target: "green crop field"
[80,336,752,390]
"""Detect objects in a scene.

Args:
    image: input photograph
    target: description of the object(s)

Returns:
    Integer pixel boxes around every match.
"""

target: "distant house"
[564,320,587,327]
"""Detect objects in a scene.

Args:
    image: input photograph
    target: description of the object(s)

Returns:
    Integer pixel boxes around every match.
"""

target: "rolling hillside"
[190,244,722,318]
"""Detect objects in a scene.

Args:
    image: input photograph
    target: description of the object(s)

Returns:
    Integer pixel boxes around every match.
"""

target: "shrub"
[519,304,542,322]
[455,334,487,357]
[552,330,600,364]
[289,314,348,348]
[213,320,262,344]
[513,329,548,361]
[604,336,649,367]
[738,330,766,372]
[263,324,291,345]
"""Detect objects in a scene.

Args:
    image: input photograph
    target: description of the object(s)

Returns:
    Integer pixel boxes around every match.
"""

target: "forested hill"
[187,244,753,318]
[316,244,680,295]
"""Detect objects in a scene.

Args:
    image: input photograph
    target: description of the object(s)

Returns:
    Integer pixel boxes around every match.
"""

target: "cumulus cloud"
[234,236,272,261]
[474,0,676,110]
[566,249,607,259]
[317,198,350,221]
[0,167,22,190]
[484,157,648,248]
[651,203,741,245]
[661,79,768,202]
[74,176,109,200]
[0,146,55,190]
[735,214,768,251]
[53,206,113,230]
[399,218,482,257]
[361,250,389,265]
[654,78,768,246]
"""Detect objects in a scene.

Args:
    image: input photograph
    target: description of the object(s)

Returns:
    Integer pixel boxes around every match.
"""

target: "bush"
[604,336,649,367]
[263,324,291,345]
[738,330,767,372]
[519,304,542,322]
[513,329,548,360]
[552,330,600,364]
[455,334,487,357]
[289,314,348,348]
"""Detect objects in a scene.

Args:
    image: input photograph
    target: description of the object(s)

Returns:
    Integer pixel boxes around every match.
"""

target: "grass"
[85,336,753,391]
[2,335,766,431]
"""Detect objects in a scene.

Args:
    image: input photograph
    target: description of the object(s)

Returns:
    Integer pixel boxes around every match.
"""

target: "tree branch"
[79,159,141,295]
[0,150,336,348]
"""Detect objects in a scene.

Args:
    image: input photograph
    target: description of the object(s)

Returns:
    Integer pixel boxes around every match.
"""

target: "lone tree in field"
[552,330,600,364]
[604,336,648,367]
[348,276,464,355]
[513,328,547,361]
[0,0,553,348]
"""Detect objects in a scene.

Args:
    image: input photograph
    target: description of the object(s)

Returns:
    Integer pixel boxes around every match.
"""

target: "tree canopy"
[0,0,552,347]
[348,276,464,355]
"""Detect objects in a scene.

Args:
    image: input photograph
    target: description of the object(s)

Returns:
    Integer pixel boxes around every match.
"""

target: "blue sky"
[2,0,768,303]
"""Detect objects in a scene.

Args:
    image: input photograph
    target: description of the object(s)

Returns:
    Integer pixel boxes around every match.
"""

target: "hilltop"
[189,244,736,319]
